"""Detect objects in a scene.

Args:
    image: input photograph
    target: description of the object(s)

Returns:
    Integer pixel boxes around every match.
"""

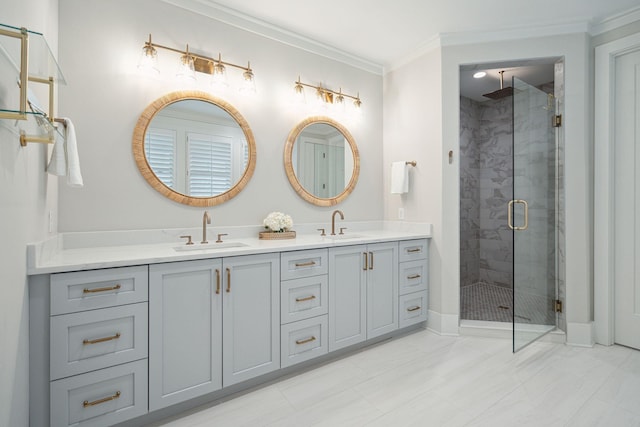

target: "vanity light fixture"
[293,77,362,110]
[138,34,255,92]
[210,53,228,88]
[239,63,256,94]
[137,34,159,75]
[176,44,196,82]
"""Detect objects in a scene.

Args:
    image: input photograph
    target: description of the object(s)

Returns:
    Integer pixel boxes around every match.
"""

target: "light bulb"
[176,46,196,82]
[211,54,228,88]
[137,36,159,76]
[239,64,256,95]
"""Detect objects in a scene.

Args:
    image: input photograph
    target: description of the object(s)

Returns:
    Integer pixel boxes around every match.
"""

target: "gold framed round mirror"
[132,91,256,207]
[284,116,359,206]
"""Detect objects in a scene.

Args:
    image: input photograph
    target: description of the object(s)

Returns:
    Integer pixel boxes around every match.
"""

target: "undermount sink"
[173,242,248,252]
[327,234,363,240]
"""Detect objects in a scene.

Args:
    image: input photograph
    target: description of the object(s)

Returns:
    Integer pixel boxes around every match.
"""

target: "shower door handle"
[508,199,529,231]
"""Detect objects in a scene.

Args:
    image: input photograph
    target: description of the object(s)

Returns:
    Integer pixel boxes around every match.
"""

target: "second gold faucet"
[202,211,211,244]
[331,210,344,236]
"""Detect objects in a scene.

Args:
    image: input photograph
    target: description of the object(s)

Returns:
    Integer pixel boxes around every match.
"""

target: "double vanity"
[27,222,431,427]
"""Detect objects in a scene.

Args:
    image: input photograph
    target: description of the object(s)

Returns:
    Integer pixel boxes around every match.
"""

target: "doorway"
[458,59,565,351]
[595,33,640,350]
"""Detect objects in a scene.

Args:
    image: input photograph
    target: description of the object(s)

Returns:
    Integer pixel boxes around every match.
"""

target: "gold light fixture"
[138,34,255,91]
[176,44,196,82]
[239,62,256,94]
[137,34,159,75]
[293,77,362,109]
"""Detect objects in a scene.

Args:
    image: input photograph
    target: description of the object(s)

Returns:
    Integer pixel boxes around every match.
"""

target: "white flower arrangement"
[263,212,293,232]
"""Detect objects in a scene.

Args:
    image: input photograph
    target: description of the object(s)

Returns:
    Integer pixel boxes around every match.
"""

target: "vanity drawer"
[280,249,328,281]
[281,275,328,324]
[50,303,148,380]
[399,239,428,263]
[51,266,148,315]
[399,292,428,328]
[399,260,428,296]
[50,359,148,427]
[281,315,328,368]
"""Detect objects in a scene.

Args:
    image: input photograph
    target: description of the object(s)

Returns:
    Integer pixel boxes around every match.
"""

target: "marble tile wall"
[459,97,482,288]
[459,95,513,290]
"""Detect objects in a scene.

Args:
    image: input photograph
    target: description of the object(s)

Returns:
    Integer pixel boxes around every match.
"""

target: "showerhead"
[483,70,513,100]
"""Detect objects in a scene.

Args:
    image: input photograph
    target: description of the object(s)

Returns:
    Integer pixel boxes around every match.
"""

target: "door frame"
[594,32,640,346]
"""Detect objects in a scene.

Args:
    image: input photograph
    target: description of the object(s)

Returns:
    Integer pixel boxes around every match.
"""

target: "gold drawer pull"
[407,248,421,253]
[407,274,422,280]
[295,336,316,345]
[83,332,121,345]
[295,261,316,267]
[226,268,231,293]
[83,391,121,408]
[215,269,221,295]
[407,306,421,312]
[83,284,121,294]
[295,295,316,302]
[363,252,368,270]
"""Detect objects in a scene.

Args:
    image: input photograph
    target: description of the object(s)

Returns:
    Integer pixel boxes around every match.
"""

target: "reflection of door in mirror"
[293,124,349,199]
[144,100,248,197]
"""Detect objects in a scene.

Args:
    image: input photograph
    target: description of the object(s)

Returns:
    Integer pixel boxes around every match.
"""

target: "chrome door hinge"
[552,115,562,128]
[554,299,563,313]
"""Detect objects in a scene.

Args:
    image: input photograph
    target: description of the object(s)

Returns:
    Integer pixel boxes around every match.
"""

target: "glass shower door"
[511,77,557,352]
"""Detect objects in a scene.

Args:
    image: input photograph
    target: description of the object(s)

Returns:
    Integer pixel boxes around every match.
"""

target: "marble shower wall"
[459,95,514,290]
[459,97,482,288]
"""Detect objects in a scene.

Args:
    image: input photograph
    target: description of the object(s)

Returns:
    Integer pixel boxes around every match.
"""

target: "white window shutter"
[187,133,233,196]
[144,128,177,188]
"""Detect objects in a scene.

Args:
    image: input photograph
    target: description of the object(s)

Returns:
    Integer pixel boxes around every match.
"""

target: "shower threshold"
[459,319,565,343]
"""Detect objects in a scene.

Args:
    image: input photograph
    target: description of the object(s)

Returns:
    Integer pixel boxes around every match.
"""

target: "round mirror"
[132,91,256,207]
[284,116,359,206]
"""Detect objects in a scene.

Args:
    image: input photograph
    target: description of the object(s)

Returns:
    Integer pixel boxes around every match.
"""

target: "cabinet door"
[223,253,280,387]
[149,259,223,410]
[366,242,399,339]
[328,245,367,351]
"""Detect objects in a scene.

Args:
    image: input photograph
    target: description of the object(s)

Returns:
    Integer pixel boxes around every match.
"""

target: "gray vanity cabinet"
[328,242,399,351]
[148,252,280,410]
[222,253,280,387]
[149,259,223,411]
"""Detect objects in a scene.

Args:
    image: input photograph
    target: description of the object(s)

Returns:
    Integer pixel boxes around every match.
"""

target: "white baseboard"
[566,321,595,347]
[427,310,459,336]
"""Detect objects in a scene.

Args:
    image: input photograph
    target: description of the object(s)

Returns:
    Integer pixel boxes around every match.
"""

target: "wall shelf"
[0,22,66,146]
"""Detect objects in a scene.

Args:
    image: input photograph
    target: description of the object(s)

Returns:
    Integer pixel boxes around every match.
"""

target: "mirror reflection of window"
[144,128,177,188]
[145,100,247,197]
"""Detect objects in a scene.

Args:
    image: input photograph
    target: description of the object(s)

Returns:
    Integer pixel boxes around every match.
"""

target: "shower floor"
[461,282,556,325]
[461,282,513,322]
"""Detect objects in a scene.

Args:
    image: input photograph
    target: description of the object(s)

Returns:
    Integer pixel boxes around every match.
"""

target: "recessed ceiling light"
[473,71,487,79]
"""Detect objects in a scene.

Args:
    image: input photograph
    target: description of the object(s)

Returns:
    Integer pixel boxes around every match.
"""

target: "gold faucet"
[331,210,344,235]
[202,211,211,244]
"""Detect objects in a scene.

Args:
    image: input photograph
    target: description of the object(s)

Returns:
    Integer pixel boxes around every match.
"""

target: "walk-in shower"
[459,59,565,351]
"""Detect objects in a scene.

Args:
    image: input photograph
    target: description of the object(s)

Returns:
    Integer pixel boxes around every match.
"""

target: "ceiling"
[460,59,557,102]
[182,0,639,69]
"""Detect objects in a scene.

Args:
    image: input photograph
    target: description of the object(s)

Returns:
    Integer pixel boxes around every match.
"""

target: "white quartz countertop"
[27,221,432,275]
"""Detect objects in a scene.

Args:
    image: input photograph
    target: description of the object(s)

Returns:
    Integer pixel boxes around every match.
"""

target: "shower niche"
[458,58,565,351]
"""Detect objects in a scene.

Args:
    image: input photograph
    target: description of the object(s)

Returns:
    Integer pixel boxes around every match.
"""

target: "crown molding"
[590,6,640,36]
[160,0,384,75]
[439,19,591,47]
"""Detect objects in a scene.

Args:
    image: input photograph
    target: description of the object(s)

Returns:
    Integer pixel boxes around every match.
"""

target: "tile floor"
[151,329,640,427]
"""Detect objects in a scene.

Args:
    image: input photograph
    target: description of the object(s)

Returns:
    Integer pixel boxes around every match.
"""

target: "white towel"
[390,161,409,194]
[47,117,84,187]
